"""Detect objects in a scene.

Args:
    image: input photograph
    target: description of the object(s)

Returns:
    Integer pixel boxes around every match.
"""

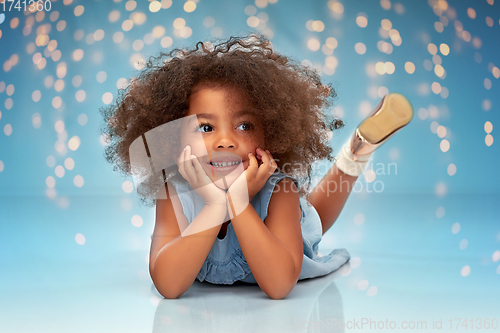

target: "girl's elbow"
[154,281,189,299]
[267,292,287,300]
[150,269,191,299]
[264,279,297,300]
[262,266,300,299]
[265,286,293,300]
[159,288,184,299]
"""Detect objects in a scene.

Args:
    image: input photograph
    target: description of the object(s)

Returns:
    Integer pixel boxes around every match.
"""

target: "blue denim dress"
[171,172,350,285]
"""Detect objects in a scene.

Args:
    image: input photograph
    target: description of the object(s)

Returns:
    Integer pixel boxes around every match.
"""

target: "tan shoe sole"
[358,93,413,144]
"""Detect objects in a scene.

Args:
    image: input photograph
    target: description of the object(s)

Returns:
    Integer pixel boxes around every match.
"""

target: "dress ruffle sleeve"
[196,246,253,285]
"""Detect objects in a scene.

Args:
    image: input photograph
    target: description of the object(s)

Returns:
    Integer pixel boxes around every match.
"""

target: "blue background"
[1,0,499,332]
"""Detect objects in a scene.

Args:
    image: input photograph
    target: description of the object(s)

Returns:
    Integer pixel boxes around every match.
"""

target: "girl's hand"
[226,148,277,218]
[178,145,227,207]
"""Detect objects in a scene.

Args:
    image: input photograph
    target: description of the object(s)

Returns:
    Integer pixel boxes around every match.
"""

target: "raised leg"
[308,93,414,235]
[306,164,358,235]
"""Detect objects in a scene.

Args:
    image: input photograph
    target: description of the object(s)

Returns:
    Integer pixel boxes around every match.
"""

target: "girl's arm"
[149,183,227,299]
[231,177,303,299]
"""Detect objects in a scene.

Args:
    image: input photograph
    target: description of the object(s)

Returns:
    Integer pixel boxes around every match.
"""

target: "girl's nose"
[214,130,236,149]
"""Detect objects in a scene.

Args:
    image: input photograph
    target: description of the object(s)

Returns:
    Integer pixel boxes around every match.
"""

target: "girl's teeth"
[212,161,241,167]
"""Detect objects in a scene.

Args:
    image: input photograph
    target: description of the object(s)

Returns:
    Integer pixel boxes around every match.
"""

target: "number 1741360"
[2,0,52,12]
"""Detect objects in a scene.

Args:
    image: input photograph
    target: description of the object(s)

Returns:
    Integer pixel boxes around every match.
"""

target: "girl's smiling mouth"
[208,158,243,172]
[204,152,246,174]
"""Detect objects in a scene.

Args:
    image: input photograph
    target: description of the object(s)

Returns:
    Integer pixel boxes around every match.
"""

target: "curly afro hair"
[100,33,343,207]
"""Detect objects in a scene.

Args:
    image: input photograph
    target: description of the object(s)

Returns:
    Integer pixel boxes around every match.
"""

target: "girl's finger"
[254,151,263,167]
[178,147,189,181]
[247,153,259,178]
[191,154,209,183]
[256,149,276,179]
[259,148,272,168]
[183,146,197,183]
[266,150,277,169]
[249,152,259,167]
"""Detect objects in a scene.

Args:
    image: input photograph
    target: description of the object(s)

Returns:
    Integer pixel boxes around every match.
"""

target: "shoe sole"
[358,93,414,144]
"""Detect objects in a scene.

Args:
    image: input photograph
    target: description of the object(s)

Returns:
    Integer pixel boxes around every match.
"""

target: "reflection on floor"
[152,272,345,333]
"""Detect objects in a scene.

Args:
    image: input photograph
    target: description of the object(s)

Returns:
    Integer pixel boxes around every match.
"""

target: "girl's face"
[179,85,265,187]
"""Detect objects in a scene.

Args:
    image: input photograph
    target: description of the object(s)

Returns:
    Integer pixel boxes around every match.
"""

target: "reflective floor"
[1,0,499,331]
[1,193,499,333]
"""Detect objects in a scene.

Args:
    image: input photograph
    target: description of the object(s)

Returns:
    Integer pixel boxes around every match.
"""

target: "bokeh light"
[46,176,56,188]
[367,286,378,297]
[350,257,361,268]
[131,215,144,227]
[440,139,450,152]
[55,165,65,178]
[447,164,457,176]
[75,233,86,245]
[436,206,445,218]
[74,175,84,187]
[460,265,471,277]
[75,90,86,102]
[353,213,365,225]
[356,13,368,28]
[78,114,88,126]
[150,1,162,12]
[122,181,134,193]
[484,121,493,134]
[357,280,369,291]
[64,158,75,170]
[492,251,500,263]
[74,5,84,17]
[467,8,476,19]
[364,169,376,182]
[307,38,320,51]
[482,99,492,111]
[4,124,13,136]
[32,113,42,129]
[435,182,447,197]
[485,134,494,147]
[355,42,366,55]
[404,62,415,74]
[68,136,81,151]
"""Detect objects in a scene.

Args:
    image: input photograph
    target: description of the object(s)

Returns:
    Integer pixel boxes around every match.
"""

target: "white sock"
[335,141,372,177]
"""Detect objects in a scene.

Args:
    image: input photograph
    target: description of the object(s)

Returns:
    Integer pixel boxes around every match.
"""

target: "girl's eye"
[237,122,254,131]
[196,124,213,132]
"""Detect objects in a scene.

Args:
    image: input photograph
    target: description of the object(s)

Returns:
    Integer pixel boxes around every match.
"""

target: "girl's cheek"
[189,141,209,159]
[180,134,206,155]
[181,130,206,150]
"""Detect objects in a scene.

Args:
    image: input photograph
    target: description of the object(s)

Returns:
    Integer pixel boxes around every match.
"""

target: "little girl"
[100,34,413,300]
